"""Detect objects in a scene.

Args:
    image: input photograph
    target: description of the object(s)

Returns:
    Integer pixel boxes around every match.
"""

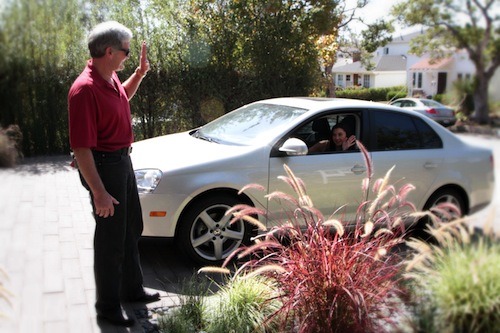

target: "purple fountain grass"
[204,142,419,333]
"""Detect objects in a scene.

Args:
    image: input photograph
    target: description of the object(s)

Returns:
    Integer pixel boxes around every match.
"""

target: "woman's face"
[331,127,347,146]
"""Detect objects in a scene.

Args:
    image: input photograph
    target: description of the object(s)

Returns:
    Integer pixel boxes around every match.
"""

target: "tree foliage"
[0,0,373,156]
[392,0,500,124]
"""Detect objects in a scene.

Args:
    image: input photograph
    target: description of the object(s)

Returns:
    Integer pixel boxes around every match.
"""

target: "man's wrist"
[135,67,146,78]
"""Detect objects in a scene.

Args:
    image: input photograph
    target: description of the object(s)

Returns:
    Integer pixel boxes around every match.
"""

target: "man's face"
[111,41,130,72]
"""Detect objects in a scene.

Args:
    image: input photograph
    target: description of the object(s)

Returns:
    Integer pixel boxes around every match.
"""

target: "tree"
[392,0,500,124]
[315,1,398,97]
[177,0,337,110]
[0,0,89,155]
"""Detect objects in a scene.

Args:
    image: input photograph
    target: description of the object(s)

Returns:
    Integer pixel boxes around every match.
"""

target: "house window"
[363,75,370,88]
[346,75,351,82]
[383,47,389,55]
[337,74,344,86]
[458,73,472,81]
[412,72,422,88]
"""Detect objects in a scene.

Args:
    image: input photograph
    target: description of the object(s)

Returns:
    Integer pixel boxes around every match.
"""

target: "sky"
[345,0,420,35]
[348,0,500,36]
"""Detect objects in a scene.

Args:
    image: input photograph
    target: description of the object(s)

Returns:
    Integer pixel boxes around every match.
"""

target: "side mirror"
[279,138,308,156]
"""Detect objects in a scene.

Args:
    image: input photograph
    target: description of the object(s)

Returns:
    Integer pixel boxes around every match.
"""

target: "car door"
[365,109,445,212]
[266,111,368,228]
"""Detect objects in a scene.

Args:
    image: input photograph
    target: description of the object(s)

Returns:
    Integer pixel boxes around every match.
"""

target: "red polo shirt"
[68,60,133,152]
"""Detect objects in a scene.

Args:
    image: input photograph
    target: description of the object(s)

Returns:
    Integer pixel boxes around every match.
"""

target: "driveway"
[457,133,500,233]
[0,156,205,333]
[0,132,497,332]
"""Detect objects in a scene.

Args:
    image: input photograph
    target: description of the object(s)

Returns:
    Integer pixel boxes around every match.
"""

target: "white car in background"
[131,97,494,265]
[390,97,457,127]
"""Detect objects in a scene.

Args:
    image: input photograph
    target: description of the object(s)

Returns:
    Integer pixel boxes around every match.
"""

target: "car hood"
[131,131,262,172]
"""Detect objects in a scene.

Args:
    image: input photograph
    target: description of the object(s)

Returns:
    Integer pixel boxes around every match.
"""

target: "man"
[68,21,159,327]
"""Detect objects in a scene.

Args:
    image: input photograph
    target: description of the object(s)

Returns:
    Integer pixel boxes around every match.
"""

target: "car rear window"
[421,99,442,107]
[371,111,443,151]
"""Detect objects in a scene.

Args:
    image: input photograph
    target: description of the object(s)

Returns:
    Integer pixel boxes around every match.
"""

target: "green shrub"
[432,94,444,103]
[405,219,500,333]
[204,274,282,333]
[386,89,407,102]
[159,274,281,333]
[158,277,208,333]
[449,80,475,118]
[336,86,406,102]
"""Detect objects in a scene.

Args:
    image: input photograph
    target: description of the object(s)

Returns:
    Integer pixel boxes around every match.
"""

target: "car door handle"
[351,164,366,175]
[424,162,438,169]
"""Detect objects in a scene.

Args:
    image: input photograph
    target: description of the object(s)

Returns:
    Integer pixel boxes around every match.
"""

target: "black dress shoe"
[126,290,160,303]
[97,311,135,327]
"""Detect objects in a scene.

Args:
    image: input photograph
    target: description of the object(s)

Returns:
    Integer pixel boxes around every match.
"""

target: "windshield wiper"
[193,130,218,143]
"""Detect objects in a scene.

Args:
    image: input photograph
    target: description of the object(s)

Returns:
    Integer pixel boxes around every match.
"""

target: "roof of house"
[332,55,407,74]
[390,31,424,44]
[410,57,453,70]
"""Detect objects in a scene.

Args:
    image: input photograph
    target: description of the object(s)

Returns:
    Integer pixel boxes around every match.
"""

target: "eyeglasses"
[117,48,130,57]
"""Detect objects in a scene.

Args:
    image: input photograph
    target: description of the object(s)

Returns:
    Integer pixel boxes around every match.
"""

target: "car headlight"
[135,169,163,193]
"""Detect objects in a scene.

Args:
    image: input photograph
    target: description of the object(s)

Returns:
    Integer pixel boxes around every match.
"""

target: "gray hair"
[87,21,133,58]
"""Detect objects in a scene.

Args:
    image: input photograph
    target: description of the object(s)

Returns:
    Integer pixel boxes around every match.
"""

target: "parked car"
[390,98,457,127]
[131,97,494,265]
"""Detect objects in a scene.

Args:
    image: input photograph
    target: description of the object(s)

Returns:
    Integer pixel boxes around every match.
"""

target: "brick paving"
[0,156,200,333]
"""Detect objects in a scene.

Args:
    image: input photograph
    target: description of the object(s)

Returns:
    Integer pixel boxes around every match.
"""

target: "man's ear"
[105,46,114,57]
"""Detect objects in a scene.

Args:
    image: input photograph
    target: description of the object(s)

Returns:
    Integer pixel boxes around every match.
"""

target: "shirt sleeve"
[68,83,98,150]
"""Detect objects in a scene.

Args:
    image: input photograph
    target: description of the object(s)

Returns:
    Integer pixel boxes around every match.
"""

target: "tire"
[424,188,465,219]
[176,194,253,266]
[415,188,466,233]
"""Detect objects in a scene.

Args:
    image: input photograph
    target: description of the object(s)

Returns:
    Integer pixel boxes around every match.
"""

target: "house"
[332,55,407,89]
[408,49,475,98]
[332,31,423,90]
[332,31,499,102]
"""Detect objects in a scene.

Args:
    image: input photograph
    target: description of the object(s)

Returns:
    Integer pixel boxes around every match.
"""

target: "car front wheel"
[177,194,253,265]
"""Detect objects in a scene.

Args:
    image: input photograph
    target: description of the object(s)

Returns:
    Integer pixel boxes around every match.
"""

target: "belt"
[93,146,132,157]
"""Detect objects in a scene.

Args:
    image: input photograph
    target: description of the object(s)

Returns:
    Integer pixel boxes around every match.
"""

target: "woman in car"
[309,121,356,153]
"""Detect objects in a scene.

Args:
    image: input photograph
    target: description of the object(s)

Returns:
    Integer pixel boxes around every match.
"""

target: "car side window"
[293,113,360,154]
[371,111,436,151]
[413,118,443,148]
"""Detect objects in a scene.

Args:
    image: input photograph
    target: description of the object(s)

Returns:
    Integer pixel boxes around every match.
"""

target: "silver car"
[390,98,457,127]
[131,97,494,265]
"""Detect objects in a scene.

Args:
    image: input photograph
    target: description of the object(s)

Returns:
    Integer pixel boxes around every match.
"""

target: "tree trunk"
[473,73,490,124]
[325,64,336,98]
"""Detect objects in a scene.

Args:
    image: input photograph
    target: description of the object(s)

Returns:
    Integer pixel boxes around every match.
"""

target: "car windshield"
[195,103,307,145]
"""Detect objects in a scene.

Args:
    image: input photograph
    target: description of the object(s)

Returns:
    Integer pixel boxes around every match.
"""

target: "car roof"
[392,97,438,103]
[251,97,392,111]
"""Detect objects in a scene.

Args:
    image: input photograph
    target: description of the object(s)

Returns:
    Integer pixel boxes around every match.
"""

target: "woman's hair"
[87,21,133,58]
[331,121,353,138]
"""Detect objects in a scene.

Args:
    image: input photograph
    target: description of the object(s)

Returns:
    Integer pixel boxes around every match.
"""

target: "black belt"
[93,147,132,157]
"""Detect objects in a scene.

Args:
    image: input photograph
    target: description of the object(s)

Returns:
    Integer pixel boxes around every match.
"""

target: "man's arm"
[123,41,149,100]
[73,147,119,218]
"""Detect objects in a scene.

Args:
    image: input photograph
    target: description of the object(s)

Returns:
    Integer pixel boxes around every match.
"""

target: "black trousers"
[79,152,144,314]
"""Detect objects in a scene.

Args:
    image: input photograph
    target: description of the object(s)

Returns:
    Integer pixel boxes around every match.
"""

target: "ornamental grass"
[404,210,500,333]
[205,141,418,333]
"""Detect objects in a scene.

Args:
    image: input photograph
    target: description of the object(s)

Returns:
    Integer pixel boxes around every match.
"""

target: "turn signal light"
[149,211,167,217]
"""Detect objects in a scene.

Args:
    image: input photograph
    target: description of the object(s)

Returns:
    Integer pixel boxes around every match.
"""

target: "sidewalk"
[0,156,196,333]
